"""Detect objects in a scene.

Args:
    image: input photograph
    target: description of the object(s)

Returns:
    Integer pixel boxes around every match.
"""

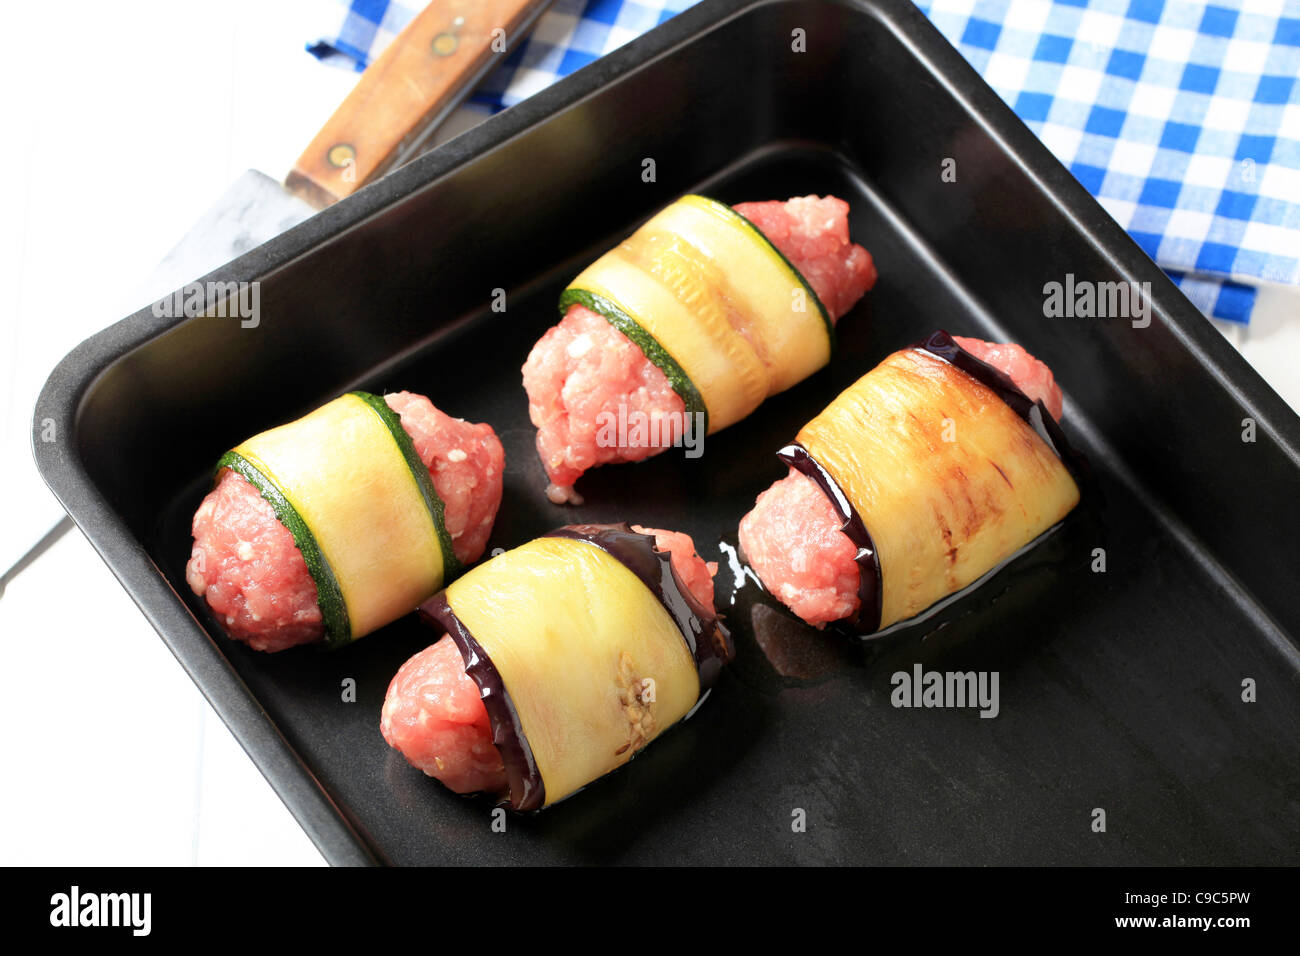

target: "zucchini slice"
[560,194,834,435]
[221,391,456,648]
[663,195,834,389]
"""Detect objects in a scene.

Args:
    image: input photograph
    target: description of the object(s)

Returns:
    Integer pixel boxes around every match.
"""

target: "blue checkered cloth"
[310,0,1300,323]
[921,0,1300,323]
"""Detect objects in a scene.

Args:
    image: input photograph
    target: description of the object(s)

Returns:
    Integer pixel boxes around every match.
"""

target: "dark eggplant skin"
[419,593,546,811]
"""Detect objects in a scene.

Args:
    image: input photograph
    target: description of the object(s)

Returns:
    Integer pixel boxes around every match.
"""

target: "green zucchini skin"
[350,391,462,582]
[216,449,352,648]
[558,287,710,434]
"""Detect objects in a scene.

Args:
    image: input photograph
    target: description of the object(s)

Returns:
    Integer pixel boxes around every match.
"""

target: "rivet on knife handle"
[286,0,552,209]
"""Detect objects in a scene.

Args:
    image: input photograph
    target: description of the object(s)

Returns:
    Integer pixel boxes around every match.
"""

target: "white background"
[1,1,1297,866]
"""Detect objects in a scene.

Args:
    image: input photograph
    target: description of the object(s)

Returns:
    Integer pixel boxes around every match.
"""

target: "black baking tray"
[34,0,1300,865]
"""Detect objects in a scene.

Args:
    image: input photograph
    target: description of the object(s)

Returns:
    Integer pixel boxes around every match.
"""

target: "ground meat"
[738,469,862,627]
[380,637,509,795]
[523,305,686,503]
[732,195,877,319]
[953,336,1064,421]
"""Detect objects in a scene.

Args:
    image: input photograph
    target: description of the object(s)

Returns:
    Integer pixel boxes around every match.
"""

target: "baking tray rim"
[30,0,1300,865]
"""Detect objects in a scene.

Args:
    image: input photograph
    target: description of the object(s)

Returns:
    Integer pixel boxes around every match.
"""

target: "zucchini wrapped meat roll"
[381,524,731,809]
[186,391,504,652]
[523,195,877,504]
[739,332,1079,630]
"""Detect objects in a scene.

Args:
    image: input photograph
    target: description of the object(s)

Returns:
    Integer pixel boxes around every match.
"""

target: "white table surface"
[1,1,1297,867]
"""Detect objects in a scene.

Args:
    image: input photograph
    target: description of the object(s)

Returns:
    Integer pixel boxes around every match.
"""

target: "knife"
[7,0,552,590]
[151,0,553,298]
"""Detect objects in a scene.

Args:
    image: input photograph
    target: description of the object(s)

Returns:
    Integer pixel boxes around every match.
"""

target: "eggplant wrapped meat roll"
[739,331,1080,630]
[523,194,877,503]
[187,391,504,652]
[381,524,732,809]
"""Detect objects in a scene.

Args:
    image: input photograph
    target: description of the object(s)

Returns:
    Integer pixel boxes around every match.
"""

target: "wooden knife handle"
[286,0,550,208]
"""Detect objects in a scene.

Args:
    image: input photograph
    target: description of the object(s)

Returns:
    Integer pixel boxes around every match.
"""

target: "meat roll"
[739,331,1080,631]
[187,390,504,651]
[523,194,876,503]
[381,524,731,809]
